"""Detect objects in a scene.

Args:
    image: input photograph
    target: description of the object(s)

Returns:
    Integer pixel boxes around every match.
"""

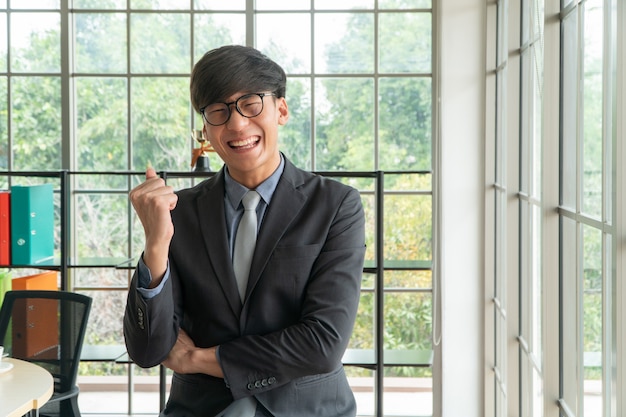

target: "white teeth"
[230,137,258,147]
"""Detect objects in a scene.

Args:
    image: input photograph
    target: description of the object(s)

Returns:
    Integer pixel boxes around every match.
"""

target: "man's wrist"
[142,248,168,286]
[193,346,224,378]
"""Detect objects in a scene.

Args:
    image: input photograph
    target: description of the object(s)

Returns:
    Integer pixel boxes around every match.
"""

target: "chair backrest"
[0,290,92,392]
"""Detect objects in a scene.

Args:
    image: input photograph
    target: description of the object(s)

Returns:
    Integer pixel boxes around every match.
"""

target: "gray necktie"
[233,190,261,302]
[221,190,261,417]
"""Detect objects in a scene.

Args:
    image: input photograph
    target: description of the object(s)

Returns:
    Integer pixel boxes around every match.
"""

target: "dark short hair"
[190,45,287,113]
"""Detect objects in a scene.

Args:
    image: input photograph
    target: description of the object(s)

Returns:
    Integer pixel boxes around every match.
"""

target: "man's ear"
[277,97,289,125]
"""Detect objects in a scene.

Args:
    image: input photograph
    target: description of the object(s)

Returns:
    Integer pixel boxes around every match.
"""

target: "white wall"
[439,0,485,416]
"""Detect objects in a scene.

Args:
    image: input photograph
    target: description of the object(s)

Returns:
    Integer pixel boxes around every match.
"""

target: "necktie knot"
[242,190,261,211]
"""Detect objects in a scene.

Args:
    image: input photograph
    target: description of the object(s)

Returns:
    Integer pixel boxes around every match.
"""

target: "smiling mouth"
[229,136,260,149]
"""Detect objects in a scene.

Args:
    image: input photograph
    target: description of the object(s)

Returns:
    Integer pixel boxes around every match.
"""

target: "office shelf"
[2,170,434,415]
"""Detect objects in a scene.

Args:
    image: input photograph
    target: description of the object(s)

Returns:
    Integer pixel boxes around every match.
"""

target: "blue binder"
[10,184,55,265]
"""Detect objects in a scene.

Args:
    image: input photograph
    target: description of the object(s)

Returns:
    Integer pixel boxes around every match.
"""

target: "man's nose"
[225,106,248,129]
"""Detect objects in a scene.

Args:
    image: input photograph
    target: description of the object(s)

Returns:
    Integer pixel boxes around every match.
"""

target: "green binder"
[10,184,55,265]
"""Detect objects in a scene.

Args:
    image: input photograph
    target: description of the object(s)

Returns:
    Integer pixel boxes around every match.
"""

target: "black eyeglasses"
[200,92,276,126]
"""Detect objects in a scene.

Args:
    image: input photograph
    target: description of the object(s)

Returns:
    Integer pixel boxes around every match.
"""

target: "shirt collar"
[224,154,285,209]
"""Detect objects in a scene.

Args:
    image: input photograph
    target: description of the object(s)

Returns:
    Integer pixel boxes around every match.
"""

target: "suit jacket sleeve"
[123,264,181,368]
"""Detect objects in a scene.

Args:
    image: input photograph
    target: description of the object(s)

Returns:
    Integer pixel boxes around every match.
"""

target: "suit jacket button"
[268,377,276,385]
[261,379,268,387]
[247,383,254,390]
[254,381,262,388]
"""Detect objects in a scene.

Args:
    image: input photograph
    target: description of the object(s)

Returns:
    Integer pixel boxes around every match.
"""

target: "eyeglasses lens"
[203,94,265,126]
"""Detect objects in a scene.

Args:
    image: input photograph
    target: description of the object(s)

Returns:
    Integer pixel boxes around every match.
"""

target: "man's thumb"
[146,162,157,179]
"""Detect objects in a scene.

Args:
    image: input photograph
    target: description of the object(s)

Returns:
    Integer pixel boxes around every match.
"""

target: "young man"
[124,45,366,417]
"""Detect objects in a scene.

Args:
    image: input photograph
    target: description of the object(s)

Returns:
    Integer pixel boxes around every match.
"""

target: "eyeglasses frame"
[200,92,277,126]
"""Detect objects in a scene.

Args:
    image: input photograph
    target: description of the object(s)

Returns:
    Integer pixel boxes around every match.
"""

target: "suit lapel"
[243,160,307,303]
[196,170,243,316]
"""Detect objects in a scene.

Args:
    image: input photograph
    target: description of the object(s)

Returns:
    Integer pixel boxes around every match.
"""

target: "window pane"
[314,13,374,73]
[0,14,6,72]
[531,204,542,355]
[80,289,127,345]
[379,77,431,171]
[11,13,60,73]
[314,0,374,9]
[532,367,544,416]
[75,194,130,262]
[384,173,431,191]
[495,190,505,302]
[562,0,575,9]
[257,13,311,74]
[280,77,312,170]
[256,0,310,10]
[11,76,62,170]
[10,0,59,8]
[384,194,432,262]
[131,77,190,171]
[131,0,187,9]
[350,289,375,349]
[495,313,507,400]
[379,0,431,8]
[379,12,431,73]
[315,77,374,170]
[75,13,127,73]
[520,202,529,339]
[194,14,246,63]
[531,40,543,198]
[582,224,602,416]
[130,13,190,73]
[384,292,432,351]
[0,76,6,169]
[521,353,531,416]
[74,0,125,8]
[383,369,432,417]
[582,2,603,218]
[520,50,530,192]
[561,216,580,414]
[344,368,375,416]
[76,77,128,171]
[385,270,431,289]
[74,173,130,192]
[194,0,245,10]
[561,11,578,210]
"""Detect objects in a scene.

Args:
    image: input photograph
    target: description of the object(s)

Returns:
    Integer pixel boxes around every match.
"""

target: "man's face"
[202,91,289,188]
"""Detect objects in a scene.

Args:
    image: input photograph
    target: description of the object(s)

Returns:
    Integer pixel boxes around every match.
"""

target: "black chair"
[0,290,92,417]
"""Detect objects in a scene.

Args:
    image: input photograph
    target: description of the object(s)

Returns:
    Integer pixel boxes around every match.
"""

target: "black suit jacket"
[124,157,366,417]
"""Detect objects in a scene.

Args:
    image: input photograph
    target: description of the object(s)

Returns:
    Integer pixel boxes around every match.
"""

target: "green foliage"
[10,8,438,381]
[11,77,62,170]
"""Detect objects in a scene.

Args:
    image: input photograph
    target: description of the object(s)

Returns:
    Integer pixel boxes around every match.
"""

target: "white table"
[0,358,54,417]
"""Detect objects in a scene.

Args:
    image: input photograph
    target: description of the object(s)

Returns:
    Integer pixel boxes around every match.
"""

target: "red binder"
[0,191,9,265]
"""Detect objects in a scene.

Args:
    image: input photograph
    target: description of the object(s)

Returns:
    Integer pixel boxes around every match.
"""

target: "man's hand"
[129,167,178,286]
[162,329,224,378]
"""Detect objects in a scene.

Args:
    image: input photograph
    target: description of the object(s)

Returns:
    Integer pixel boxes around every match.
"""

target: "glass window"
[558,1,614,416]
[0,3,437,416]
[74,13,127,73]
